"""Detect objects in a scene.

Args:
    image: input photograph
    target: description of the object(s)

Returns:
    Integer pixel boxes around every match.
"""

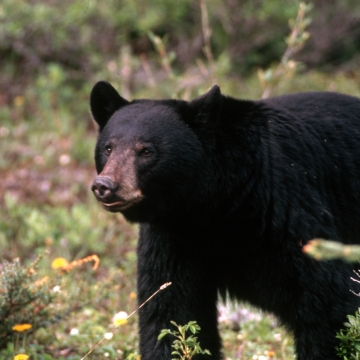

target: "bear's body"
[90,81,360,359]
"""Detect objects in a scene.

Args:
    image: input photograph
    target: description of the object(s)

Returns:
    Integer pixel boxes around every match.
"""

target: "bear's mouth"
[101,196,143,212]
[102,200,131,211]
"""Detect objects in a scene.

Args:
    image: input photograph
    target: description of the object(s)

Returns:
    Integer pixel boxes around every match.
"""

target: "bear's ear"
[187,85,222,148]
[90,81,129,131]
[189,85,222,126]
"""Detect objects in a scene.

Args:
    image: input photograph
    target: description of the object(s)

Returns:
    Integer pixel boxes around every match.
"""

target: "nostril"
[91,177,116,199]
[95,184,110,197]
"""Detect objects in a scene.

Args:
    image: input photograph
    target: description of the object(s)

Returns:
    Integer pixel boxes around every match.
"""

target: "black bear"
[90,81,360,360]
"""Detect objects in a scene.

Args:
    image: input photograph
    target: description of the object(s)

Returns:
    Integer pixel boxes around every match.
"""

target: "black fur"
[90,81,360,359]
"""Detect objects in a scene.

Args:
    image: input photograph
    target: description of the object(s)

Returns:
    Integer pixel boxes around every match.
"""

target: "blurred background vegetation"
[1,0,360,359]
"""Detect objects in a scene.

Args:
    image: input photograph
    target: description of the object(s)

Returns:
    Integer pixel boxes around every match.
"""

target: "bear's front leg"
[137,224,221,360]
[294,325,340,360]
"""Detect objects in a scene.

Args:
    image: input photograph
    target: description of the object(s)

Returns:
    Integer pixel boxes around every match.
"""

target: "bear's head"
[90,81,222,222]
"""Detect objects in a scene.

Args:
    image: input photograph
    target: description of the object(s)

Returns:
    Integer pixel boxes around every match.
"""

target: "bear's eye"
[139,148,153,157]
[105,145,112,155]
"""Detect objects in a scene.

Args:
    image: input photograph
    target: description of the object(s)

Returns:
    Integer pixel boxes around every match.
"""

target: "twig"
[199,0,217,84]
[81,282,172,359]
[260,2,312,99]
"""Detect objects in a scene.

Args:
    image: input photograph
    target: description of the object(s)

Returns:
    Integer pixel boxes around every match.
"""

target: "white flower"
[59,154,71,166]
[69,328,79,336]
[113,311,128,326]
[104,332,113,340]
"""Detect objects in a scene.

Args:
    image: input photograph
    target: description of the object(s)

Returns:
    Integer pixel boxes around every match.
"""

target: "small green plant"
[158,321,211,360]
[125,353,141,360]
[258,2,313,98]
[336,309,360,359]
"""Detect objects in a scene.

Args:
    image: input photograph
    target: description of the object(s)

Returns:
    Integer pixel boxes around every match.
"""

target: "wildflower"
[113,311,128,327]
[59,154,71,166]
[14,96,24,107]
[69,328,79,335]
[12,324,32,332]
[129,291,136,299]
[14,354,29,360]
[51,257,68,270]
[104,332,113,340]
[53,285,61,293]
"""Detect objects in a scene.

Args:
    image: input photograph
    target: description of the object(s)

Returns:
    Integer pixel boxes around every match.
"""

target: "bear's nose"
[91,176,117,200]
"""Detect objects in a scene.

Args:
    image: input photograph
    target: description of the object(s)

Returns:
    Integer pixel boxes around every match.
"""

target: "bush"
[336,309,360,359]
[1,0,360,101]
[0,254,66,350]
[158,321,211,360]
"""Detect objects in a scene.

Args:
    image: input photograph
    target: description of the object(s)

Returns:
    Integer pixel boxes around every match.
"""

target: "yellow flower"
[51,257,68,270]
[14,96,24,107]
[113,311,128,327]
[14,354,29,360]
[129,291,136,300]
[12,324,32,332]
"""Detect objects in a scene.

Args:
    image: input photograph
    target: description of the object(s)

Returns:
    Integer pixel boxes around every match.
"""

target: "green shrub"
[159,321,211,360]
[0,254,65,350]
[336,309,360,359]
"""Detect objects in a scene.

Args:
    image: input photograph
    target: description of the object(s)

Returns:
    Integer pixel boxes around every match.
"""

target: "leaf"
[348,317,358,328]
[189,325,197,334]
[158,329,171,340]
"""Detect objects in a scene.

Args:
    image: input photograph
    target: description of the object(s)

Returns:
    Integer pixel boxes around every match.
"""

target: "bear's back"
[257,92,360,244]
